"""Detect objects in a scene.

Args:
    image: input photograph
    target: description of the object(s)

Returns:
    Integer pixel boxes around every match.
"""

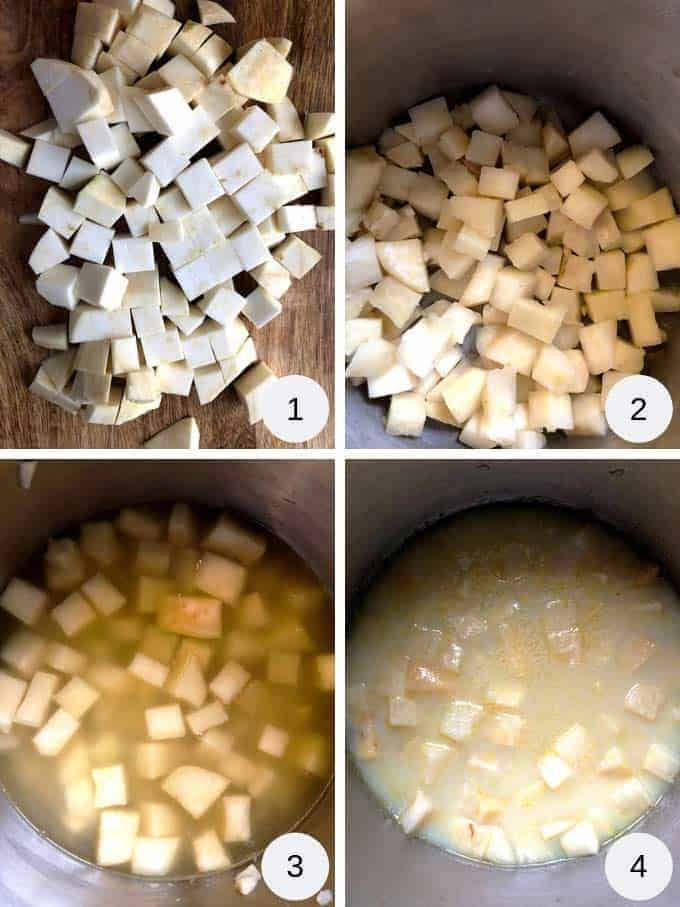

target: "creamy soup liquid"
[348,505,680,865]
[0,503,333,877]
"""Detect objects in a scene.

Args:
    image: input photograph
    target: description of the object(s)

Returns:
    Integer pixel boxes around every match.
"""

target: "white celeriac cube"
[33,708,80,756]
[97,809,140,866]
[176,158,224,209]
[55,675,100,718]
[163,765,229,819]
[93,763,128,808]
[26,140,71,183]
[221,794,251,842]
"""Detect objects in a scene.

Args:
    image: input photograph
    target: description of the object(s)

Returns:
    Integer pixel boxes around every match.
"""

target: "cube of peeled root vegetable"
[484,711,525,747]
[598,746,629,775]
[624,683,665,721]
[64,776,95,826]
[0,671,28,733]
[228,40,292,104]
[554,724,588,766]
[440,700,484,742]
[15,671,59,728]
[388,696,417,727]
[128,652,169,689]
[55,676,100,718]
[135,541,171,576]
[266,651,300,686]
[485,680,525,709]
[210,660,251,704]
[136,741,179,780]
[140,801,182,839]
[97,809,140,866]
[117,507,164,541]
[508,297,563,344]
[131,836,180,876]
[538,753,573,789]
[237,594,270,630]
[398,790,434,835]
[449,817,494,859]
[627,293,664,347]
[145,704,186,741]
[202,513,267,566]
[221,794,251,843]
[158,595,222,639]
[441,368,486,424]
[51,592,97,637]
[136,577,171,614]
[193,828,231,872]
[1,630,47,677]
[195,552,247,604]
[643,217,680,271]
[258,723,290,758]
[33,708,80,756]
[187,700,228,736]
[643,743,680,782]
[234,864,261,895]
[81,521,121,567]
[166,652,207,709]
[93,764,128,809]
[314,654,334,692]
[386,392,426,437]
[80,574,125,616]
[612,776,652,814]
[559,820,600,857]
[0,578,48,626]
[163,765,229,820]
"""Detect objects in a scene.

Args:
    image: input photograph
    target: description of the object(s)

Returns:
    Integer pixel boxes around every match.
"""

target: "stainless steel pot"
[347,459,680,906]
[346,0,680,449]
[0,460,334,907]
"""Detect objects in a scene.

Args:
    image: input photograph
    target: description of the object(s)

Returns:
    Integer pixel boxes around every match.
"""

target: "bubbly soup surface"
[348,505,680,864]
[0,502,333,877]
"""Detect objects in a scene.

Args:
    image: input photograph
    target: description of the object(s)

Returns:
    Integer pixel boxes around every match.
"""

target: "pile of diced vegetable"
[0,0,335,446]
[346,85,680,448]
[0,502,333,878]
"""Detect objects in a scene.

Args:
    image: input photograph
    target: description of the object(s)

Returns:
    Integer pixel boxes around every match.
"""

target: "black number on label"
[630,854,647,878]
[287,854,303,878]
[289,397,303,422]
[631,397,647,421]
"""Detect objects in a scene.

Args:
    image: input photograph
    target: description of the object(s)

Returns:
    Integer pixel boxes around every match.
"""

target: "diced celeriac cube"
[221,793,251,842]
[538,753,573,789]
[163,764,229,819]
[97,809,140,866]
[145,703,185,740]
[598,746,628,774]
[643,742,680,782]
[51,592,97,637]
[1,578,48,626]
[624,683,665,721]
[92,763,128,808]
[55,675,100,718]
[33,708,80,756]
[158,595,222,638]
[193,828,231,872]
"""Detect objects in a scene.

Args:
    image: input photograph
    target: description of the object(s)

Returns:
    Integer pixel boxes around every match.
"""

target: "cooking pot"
[0,459,334,907]
[346,0,680,449]
[347,459,680,905]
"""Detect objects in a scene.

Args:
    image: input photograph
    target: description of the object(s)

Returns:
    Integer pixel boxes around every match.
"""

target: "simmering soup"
[0,502,333,877]
[349,505,680,864]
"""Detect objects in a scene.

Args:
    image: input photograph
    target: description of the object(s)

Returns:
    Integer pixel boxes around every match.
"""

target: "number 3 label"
[261,833,330,901]
[605,375,673,444]
[605,832,673,900]
[262,376,330,444]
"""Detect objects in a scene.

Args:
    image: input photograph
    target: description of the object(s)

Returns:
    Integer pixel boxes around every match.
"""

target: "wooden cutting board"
[0,0,334,449]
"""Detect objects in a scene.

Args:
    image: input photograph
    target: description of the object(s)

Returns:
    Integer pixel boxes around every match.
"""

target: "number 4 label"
[262,833,330,901]
[605,375,673,444]
[605,833,673,900]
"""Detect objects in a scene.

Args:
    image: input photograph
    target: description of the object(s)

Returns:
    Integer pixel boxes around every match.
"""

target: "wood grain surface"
[0,0,334,449]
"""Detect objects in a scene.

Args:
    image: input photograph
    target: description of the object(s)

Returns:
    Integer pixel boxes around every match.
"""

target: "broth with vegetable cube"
[0,502,333,877]
[348,505,680,865]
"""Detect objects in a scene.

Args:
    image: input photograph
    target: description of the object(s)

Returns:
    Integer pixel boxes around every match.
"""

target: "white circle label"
[605,375,673,444]
[261,833,330,901]
[261,376,330,444]
[604,832,673,901]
